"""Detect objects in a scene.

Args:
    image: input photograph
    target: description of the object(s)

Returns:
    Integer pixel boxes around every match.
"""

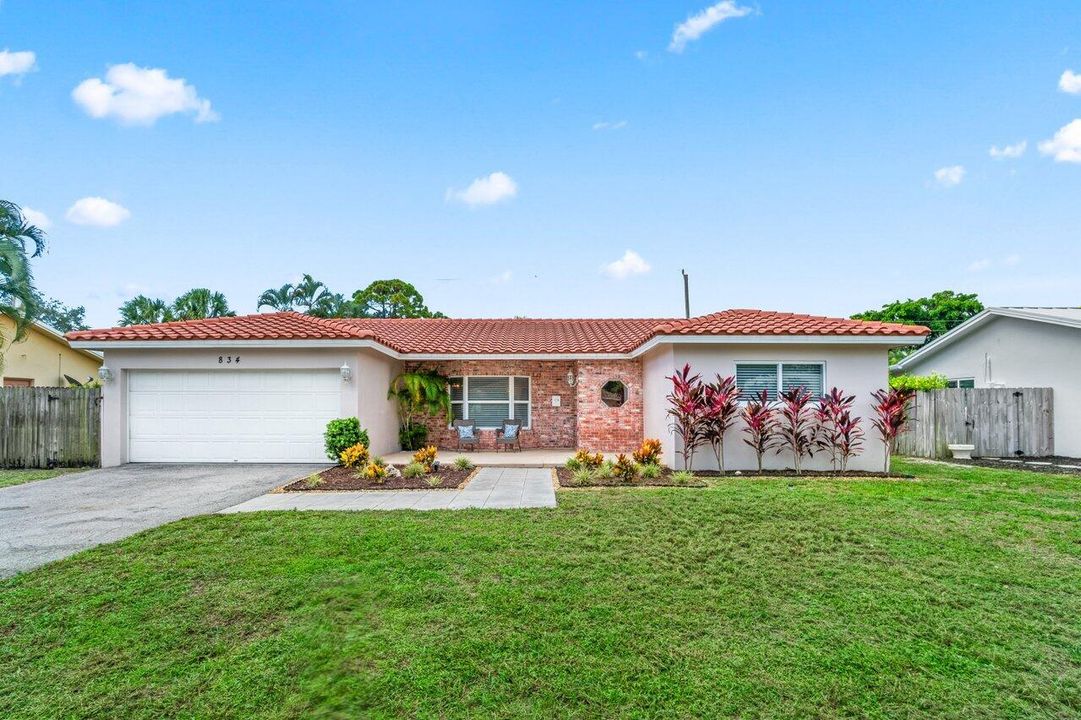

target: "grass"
[1,458,1079,718]
[0,466,87,489]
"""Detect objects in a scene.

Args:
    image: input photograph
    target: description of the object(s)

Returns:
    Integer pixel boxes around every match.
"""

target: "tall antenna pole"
[681,269,690,319]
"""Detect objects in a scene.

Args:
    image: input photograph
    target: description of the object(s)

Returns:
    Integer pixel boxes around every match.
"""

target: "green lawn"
[1,459,1078,719]
[0,466,87,489]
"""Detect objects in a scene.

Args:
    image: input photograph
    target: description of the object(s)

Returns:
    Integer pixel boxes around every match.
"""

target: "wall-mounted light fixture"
[340,363,352,382]
[98,366,114,383]
[566,370,576,387]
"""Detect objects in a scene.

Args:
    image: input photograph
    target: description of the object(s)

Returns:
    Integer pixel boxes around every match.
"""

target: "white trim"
[893,307,1081,372]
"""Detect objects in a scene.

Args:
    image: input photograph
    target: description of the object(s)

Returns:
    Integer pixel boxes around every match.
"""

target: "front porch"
[385,447,578,468]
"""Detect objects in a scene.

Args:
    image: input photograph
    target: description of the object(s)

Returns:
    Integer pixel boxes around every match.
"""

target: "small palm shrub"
[670,470,695,485]
[612,454,638,482]
[339,442,370,468]
[402,462,427,478]
[325,418,369,461]
[573,449,604,469]
[632,438,663,466]
[638,462,663,480]
[453,456,474,471]
[412,445,438,471]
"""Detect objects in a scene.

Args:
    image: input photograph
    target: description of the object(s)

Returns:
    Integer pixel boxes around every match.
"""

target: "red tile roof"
[67,310,928,353]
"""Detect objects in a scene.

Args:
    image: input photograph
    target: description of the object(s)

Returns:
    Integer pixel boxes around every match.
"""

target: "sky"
[2,1,1081,329]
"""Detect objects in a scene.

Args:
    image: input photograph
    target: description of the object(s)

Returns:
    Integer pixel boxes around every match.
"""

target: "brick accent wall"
[574,359,644,452]
[402,361,577,450]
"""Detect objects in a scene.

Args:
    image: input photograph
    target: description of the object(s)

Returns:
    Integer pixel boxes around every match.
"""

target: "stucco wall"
[900,316,1080,456]
[641,343,891,472]
[98,347,399,465]
[1,315,101,387]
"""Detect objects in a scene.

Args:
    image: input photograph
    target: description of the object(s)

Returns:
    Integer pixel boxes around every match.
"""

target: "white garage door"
[128,370,340,463]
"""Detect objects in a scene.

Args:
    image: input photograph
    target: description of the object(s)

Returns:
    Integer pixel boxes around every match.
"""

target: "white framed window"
[735,362,825,401]
[449,376,530,429]
[947,377,975,389]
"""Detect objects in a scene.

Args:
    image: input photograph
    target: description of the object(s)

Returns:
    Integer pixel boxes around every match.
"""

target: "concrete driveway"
[0,463,325,578]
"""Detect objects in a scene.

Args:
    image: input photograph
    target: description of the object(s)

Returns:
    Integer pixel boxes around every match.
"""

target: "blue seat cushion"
[502,423,520,439]
[457,424,475,440]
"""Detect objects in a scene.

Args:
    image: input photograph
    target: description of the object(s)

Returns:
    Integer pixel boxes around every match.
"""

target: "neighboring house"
[67,310,927,470]
[0,314,103,388]
[892,306,1081,457]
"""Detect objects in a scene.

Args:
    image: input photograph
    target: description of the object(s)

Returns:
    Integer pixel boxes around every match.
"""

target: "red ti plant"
[741,390,777,473]
[814,387,857,471]
[775,386,816,475]
[871,388,914,473]
[833,410,865,473]
[666,364,707,471]
[702,375,741,474]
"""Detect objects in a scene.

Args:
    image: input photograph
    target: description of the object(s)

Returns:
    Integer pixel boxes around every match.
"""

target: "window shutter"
[781,364,824,399]
[736,364,778,401]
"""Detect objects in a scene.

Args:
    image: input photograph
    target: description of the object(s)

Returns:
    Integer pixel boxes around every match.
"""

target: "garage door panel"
[128,370,341,463]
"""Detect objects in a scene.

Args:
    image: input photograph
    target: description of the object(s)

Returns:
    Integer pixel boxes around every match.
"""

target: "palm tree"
[172,288,235,321]
[291,274,332,314]
[1,200,46,370]
[257,283,296,312]
[118,295,175,326]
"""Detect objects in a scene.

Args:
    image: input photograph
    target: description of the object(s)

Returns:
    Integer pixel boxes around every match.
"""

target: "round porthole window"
[601,380,627,408]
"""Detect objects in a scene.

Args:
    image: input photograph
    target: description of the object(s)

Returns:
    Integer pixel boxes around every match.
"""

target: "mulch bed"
[556,467,913,488]
[943,455,1081,477]
[281,465,476,492]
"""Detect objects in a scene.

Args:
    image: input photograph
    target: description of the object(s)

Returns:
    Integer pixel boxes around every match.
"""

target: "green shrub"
[324,418,369,461]
[889,373,949,391]
[570,468,596,486]
[454,456,474,471]
[399,422,429,451]
[671,470,695,485]
[425,475,444,487]
[303,473,324,489]
[402,462,427,479]
[597,460,615,479]
[638,463,662,480]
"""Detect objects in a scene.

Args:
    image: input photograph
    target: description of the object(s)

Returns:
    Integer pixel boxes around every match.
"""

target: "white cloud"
[1038,119,1081,163]
[0,49,36,78]
[72,63,218,126]
[65,197,131,227]
[932,165,965,187]
[989,140,1026,159]
[968,255,1021,273]
[601,249,651,279]
[446,171,518,207]
[492,270,513,284]
[1002,254,1021,267]
[592,120,628,131]
[967,258,991,273]
[21,207,52,230]
[1059,69,1081,94]
[669,1,753,53]
[634,50,648,61]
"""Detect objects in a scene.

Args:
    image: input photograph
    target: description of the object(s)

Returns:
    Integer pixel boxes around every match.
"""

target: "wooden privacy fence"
[895,387,1053,459]
[0,387,102,468]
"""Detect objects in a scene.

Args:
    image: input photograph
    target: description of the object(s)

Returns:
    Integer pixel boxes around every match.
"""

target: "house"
[67,310,927,470]
[1,314,103,388]
[892,306,1081,457]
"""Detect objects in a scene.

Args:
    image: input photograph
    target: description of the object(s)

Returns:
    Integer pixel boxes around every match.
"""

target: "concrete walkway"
[221,467,557,513]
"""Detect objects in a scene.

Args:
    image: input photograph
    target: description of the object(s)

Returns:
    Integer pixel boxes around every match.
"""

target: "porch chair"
[453,419,479,451]
[495,419,522,452]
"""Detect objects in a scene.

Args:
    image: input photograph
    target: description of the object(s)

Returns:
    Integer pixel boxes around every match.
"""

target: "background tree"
[352,279,444,318]
[853,290,984,363]
[30,290,89,333]
[119,295,175,326]
[257,284,297,312]
[291,274,334,314]
[1,200,45,369]
[172,288,235,321]
[387,370,452,450]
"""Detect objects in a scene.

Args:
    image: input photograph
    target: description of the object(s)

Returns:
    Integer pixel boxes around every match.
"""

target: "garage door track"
[0,463,324,578]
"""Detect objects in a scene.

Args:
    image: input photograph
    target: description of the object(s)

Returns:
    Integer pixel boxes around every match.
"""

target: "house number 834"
[218,355,241,364]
